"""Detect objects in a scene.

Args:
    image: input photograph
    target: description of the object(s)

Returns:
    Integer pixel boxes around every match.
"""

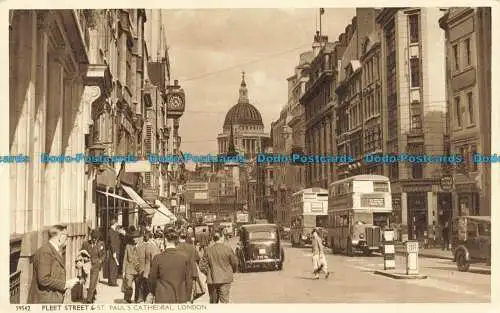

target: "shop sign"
[440,175,453,191]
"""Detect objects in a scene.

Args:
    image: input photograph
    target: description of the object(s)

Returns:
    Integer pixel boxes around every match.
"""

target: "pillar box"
[405,240,419,275]
[383,229,395,270]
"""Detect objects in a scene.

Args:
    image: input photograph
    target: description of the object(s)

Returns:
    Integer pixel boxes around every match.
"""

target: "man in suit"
[122,230,142,303]
[136,229,160,303]
[199,232,238,303]
[198,229,210,252]
[28,225,79,303]
[177,232,202,302]
[106,219,121,286]
[149,229,193,303]
[81,229,105,303]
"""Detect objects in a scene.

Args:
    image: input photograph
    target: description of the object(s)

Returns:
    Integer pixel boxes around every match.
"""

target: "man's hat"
[79,250,90,258]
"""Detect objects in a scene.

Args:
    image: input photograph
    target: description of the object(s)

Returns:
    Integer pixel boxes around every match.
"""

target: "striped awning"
[96,190,135,203]
[121,185,156,216]
[151,200,177,226]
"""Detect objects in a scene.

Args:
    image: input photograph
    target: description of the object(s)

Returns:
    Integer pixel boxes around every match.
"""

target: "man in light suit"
[149,229,193,303]
[136,229,160,302]
[28,225,79,303]
[199,232,238,303]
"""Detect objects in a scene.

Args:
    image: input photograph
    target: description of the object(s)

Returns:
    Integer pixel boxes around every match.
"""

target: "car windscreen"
[248,231,277,240]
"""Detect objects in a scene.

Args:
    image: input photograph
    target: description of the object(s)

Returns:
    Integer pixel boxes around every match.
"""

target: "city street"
[93,237,490,304]
[226,238,491,303]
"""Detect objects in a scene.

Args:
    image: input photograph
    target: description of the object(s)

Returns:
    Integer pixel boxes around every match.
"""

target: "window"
[470,145,478,172]
[453,44,459,71]
[409,14,419,43]
[467,92,474,124]
[455,96,462,127]
[410,102,422,130]
[373,182,389,192]
[410,57,420,87]
[464,38,471,66]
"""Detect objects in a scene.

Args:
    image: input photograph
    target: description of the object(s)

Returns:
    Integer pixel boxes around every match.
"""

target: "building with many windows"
[336,9,381,179]
[9,9,183,303]
[269,51,313,226]
[376,8,448,240]
[300,32,338,189]
[439,7,491,218]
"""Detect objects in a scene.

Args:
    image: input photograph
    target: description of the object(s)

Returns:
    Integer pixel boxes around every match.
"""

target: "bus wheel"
[363,249,372,256]
[347,238,354,257]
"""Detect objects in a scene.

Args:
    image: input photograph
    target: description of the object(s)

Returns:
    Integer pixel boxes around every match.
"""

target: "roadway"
[226,237,491,303]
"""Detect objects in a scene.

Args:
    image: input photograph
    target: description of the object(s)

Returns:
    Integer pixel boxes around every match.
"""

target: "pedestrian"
[28,224,79,304]
[186,225,195,244]
[73,250,92,302]
[136,229,160,303]
[106,219,121,287]
[122,230,142,303]
[442,221,450,251]
[149,228,193,303]
[311,228,330,280]
[198,229,210,253]
[177,233,203,302]
[80,229,105,303]
[199,232,238,303]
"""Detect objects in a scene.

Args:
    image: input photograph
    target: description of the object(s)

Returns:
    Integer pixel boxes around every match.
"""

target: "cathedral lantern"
[165,80,186,118]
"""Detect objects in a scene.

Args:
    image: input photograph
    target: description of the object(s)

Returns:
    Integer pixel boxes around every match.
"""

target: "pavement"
[94,272,210,304]
[394,244,454,260]
[92,237,490,303]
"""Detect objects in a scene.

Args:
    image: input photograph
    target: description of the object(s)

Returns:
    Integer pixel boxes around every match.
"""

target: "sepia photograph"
[6,5,494,307]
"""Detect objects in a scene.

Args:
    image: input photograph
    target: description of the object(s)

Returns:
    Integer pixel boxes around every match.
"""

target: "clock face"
[169,94,183,108]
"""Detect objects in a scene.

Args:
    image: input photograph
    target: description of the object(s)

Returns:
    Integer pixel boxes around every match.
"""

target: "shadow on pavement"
[293,276,320,280]
[425,266,491,275]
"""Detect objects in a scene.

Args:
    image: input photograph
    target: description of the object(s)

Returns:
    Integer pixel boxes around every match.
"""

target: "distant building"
[217,73,269,158]
[270,51,312,226]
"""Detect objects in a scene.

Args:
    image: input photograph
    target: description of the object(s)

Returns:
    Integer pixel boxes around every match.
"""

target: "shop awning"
[151,200,177,226]
[96,190,135,203]
[121,185,156,216]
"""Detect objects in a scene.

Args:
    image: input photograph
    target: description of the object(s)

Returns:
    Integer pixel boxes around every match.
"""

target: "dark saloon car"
[452,216,491,272]
[235,224,284,272]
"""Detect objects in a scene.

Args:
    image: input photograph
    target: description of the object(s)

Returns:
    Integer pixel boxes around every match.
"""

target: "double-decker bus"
[326,175,392,256]
[290,188,328,247]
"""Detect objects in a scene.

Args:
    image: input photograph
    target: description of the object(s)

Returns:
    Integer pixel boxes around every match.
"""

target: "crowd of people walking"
[28,220,238,304]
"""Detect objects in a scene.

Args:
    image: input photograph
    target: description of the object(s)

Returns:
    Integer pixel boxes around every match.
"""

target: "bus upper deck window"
[373,182,389,192]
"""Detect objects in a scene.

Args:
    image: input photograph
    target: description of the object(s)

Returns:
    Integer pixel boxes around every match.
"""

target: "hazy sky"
[163,8,355,155]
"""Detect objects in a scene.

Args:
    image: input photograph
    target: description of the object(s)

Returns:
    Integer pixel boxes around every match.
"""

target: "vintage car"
[452,216,491,272]
[235,224,284,272]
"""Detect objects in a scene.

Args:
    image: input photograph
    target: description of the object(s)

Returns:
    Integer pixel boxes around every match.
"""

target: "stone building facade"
[439,8,491,218]
[9,9,182,303]
[376,8,448,240]
[301,33,338,189]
